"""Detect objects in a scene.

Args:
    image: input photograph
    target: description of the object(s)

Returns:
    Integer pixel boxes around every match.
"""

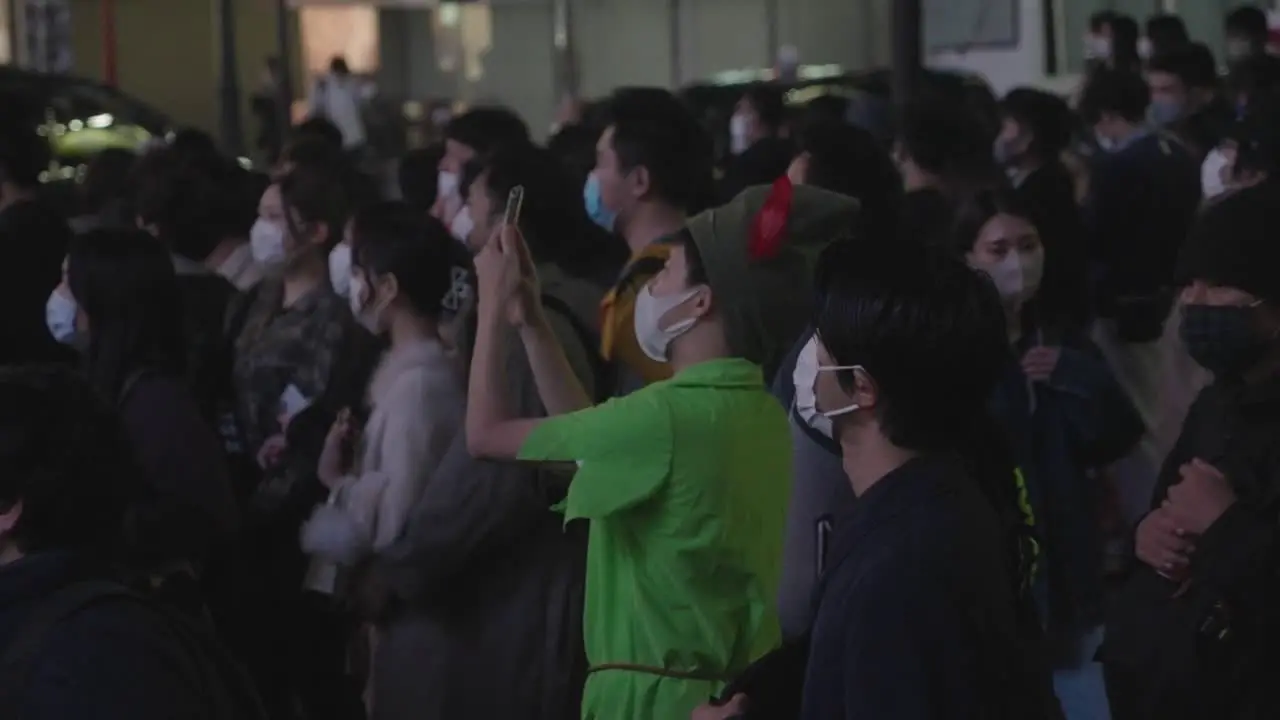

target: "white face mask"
[438,171,459,200]
[980,248,1045,304]
[1201,148,1232,199]
[450,205,475,244]
[328,243,352,297]
[348,275,385,334]
[250,219,286,266]
[729,113,750,155]
[633,284,699,362]
[45,290,78,344]
[792,337,862,439]
[1226,38,1253,61]
[1137,36,1153,60]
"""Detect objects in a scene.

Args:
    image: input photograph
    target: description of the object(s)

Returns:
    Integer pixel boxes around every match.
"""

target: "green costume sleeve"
[518,388,674,521]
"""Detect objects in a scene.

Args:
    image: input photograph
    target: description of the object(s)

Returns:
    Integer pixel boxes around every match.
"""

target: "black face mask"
[1180,303,1270,377]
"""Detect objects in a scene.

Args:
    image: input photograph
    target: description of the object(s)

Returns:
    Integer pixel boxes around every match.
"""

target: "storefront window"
[299,6,380,76]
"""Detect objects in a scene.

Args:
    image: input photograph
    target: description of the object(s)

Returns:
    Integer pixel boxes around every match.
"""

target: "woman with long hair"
[949,187,1143,720]
[64,228,238,598]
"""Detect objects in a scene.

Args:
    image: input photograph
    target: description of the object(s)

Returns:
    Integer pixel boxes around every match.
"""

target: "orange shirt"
[599,243,673,386]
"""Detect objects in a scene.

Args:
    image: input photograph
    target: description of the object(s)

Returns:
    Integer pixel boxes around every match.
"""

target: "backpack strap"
[541,293,614,403]
[0,581,139,707]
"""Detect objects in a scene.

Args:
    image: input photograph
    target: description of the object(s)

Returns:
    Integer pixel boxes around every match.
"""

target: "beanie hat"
[685,178,860,372]
[1178,181,1280,303]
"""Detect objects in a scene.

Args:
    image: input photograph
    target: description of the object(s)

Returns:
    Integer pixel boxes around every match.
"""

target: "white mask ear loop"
[817,363,865,419]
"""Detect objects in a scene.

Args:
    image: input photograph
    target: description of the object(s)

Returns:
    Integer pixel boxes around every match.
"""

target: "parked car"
[0,66,172,178]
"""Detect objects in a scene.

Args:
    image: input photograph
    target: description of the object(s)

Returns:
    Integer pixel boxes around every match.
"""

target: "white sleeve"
[368,368,464,550]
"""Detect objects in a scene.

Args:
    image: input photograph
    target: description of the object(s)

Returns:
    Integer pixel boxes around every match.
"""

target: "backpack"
[541,293,616,404]
[0,581,267,720]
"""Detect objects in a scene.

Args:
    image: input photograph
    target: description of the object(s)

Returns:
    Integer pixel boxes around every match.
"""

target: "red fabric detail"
[748,176,794,261]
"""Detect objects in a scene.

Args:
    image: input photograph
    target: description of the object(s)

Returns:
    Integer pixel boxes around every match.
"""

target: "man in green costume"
[466,178,859,719]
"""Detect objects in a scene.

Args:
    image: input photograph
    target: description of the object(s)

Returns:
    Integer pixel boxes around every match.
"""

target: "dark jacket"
[719,136,796,202]
[1015,163,1092,332]
[1103,374,1280,720]
[801,455,1059,719]
[990,332,1143,645]
[0,553,207,719]
[369,430,587,720]
[118,371,239,569]
[1084,131,1200,328]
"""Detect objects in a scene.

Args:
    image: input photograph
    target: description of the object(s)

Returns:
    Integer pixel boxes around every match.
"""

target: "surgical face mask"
[438,170,459,200]
[1149,98,1184,127]
[993,135,1025,167]
[792,337,862,439]
[328,243,352,297]
[450,205,474,244]
[1137,37,1153,61]
[729,113,750,155]
[250,219,286,266]
[348,275,387,334]
[45,290,78,344]
[1180,303,1270,377]
[1085,35,1112,60]
[1201,148,1232,199]
[584,173,618,233]
[1226,38,1253,62]
[633,283,699,362]
[1095,131,1118,153]
[979,248,1045,305]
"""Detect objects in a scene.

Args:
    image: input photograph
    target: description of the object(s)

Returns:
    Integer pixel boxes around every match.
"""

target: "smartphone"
[503,185,525,228]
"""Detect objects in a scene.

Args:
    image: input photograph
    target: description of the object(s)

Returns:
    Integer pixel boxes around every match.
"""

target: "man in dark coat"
[0,367,210,719]
[1103,181,1280,720]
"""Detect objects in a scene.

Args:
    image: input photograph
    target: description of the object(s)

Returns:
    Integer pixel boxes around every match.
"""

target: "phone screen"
[503,185,525,228]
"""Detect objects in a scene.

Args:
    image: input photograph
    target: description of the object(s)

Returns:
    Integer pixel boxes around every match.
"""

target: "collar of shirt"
[666,357,764,390]
[1112,125,1155,153]
[820,455,965,583]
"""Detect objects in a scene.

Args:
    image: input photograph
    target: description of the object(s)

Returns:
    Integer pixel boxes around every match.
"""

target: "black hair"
[350,201,471,320]
[0,113,51,188]
[999,87,1075,160]
[398,144,446,212]
[293,117,344,150]
[814,239,1008,452]
[466,143,627,281]
[1146,45,1204,90]
[169,129,222,170]
[330,56,351,75]
[0,366,143,556]
[278,163,349,253]
[897,95,1000,195]
[1089,10,1116,33]
[134,147,245,261]
[793,120,902,243]
[444,107,531,157]
[67,228,186,404]
[547,123,602,194]
[948,185,1034,259]
[80,148,137,220]
[742,84,787,133]
[603,87,716,214]
[1145,14,1190,56]
[670,229,709,286]
[1226,5,1269,45]
[1108,15,1142,69]
[1079,68,1151,124]
[1227,54,1280,102]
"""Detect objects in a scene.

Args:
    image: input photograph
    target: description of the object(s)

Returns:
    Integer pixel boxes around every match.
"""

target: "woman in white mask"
[953,188,1143,720]
[303,201,468,579]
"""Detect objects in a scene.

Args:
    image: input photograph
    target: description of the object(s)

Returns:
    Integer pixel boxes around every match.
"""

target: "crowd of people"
[3,5,1280,720]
